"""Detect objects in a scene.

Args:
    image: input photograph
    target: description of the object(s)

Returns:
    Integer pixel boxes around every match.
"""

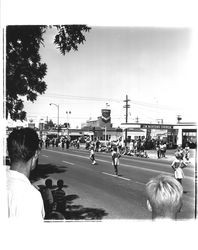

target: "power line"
[41,93,122,103]
[39,93,180,111]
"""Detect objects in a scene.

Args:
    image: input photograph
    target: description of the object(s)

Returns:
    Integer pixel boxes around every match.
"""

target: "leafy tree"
[44,119,55,130]
[6,25,91,121]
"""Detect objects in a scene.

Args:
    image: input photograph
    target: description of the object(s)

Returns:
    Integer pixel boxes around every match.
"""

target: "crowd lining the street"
[41,134,191,162]
[5,128,194,221]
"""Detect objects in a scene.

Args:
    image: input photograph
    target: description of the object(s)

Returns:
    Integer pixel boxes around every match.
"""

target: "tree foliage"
[6,25,91,121]
[44,119,55,130]
[53,25,91,55]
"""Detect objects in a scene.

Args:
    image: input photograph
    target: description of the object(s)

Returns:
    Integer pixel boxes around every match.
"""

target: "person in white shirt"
[6,127,45,220]
[89,145,96,165]
[111,147,121,175]
[146,174,183,220]
[184,143,190,162]
[129,140,134,155]
[171,152,188,185]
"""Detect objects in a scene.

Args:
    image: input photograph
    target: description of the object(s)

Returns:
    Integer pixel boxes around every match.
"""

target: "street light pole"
[50,103,59,139]
[123,95,130,147]
[66,111,71,125]
[105,125,107,146]
[66,111,71,137]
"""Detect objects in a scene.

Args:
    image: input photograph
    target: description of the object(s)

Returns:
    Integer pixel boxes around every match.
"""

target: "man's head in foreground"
[7,127,40,178]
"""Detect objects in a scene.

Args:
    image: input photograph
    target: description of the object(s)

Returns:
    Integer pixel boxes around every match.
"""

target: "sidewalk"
[146,149,196,165]
[146,150,175,162]
[79,143,196,164]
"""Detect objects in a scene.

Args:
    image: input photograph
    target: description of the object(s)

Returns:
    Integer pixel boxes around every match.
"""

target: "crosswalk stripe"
[102,172,131,181]
[62,160,74,165]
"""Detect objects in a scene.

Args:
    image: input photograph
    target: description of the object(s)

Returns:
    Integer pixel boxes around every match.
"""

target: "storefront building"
[121,122,197,148]
[173,122,197,148]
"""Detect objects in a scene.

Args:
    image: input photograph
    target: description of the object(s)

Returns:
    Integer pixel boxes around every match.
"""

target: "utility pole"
[50,103,59,140]
[123,95,130,147]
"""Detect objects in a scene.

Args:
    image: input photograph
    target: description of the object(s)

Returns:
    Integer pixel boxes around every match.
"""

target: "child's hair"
[175,152,183,160]
[45,179,53,188]
[146,174,183,218]
[57,179,64,188]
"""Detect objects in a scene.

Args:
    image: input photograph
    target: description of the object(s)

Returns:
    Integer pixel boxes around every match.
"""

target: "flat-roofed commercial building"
[121,122,197,148]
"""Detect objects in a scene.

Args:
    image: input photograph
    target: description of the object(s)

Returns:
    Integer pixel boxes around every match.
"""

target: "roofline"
[121,122,197,126]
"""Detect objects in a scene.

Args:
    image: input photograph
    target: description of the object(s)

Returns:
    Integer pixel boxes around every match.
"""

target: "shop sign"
[101,109,111,123]
[141,124,173,129]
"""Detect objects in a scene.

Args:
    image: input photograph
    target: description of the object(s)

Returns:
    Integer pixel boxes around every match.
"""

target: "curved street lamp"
[65,111,71,137]
[66,111,71,125]
[50,103,59,139]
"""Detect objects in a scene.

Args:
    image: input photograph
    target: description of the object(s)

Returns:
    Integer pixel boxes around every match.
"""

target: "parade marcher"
[45,137,48,149]
[106,140,111,153]
[176,144,184,159]
[184,143,190,162]
[76,139,80,149]
[39,138,43,149]
[66,138,70,149]
[146,174,183,220]
[159,142,164,157]
[163,142,167,157]
[156,140,161,159]
[111,147,121,175]
[85,137,89,150]
[55,138,59,147]
[160,142,166,158]
[118,137,122,154]
[6,127,45,220]
[89,145,96,165]
[171,152,188,185]
[95,139,100,152]
[61,137,65,150]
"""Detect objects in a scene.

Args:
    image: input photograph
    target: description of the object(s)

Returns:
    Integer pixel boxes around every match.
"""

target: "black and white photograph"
[1,0,198,249]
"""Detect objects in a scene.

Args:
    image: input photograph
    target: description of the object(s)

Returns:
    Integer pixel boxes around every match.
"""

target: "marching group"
[40,136,73,150]
[85,136,149,157]
[87,136,191,183]
[5,127,192,221]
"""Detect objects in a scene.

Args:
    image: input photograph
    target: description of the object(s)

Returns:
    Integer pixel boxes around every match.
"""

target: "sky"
[20,26,196,128]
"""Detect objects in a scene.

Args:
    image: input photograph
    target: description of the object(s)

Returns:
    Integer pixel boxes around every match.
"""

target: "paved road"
[32,146,196,220]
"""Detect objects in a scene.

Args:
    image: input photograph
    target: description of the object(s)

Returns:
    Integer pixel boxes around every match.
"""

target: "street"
[33,146,196,220]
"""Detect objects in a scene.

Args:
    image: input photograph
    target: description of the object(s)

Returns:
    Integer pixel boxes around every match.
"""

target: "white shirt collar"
[7,169,30,184]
